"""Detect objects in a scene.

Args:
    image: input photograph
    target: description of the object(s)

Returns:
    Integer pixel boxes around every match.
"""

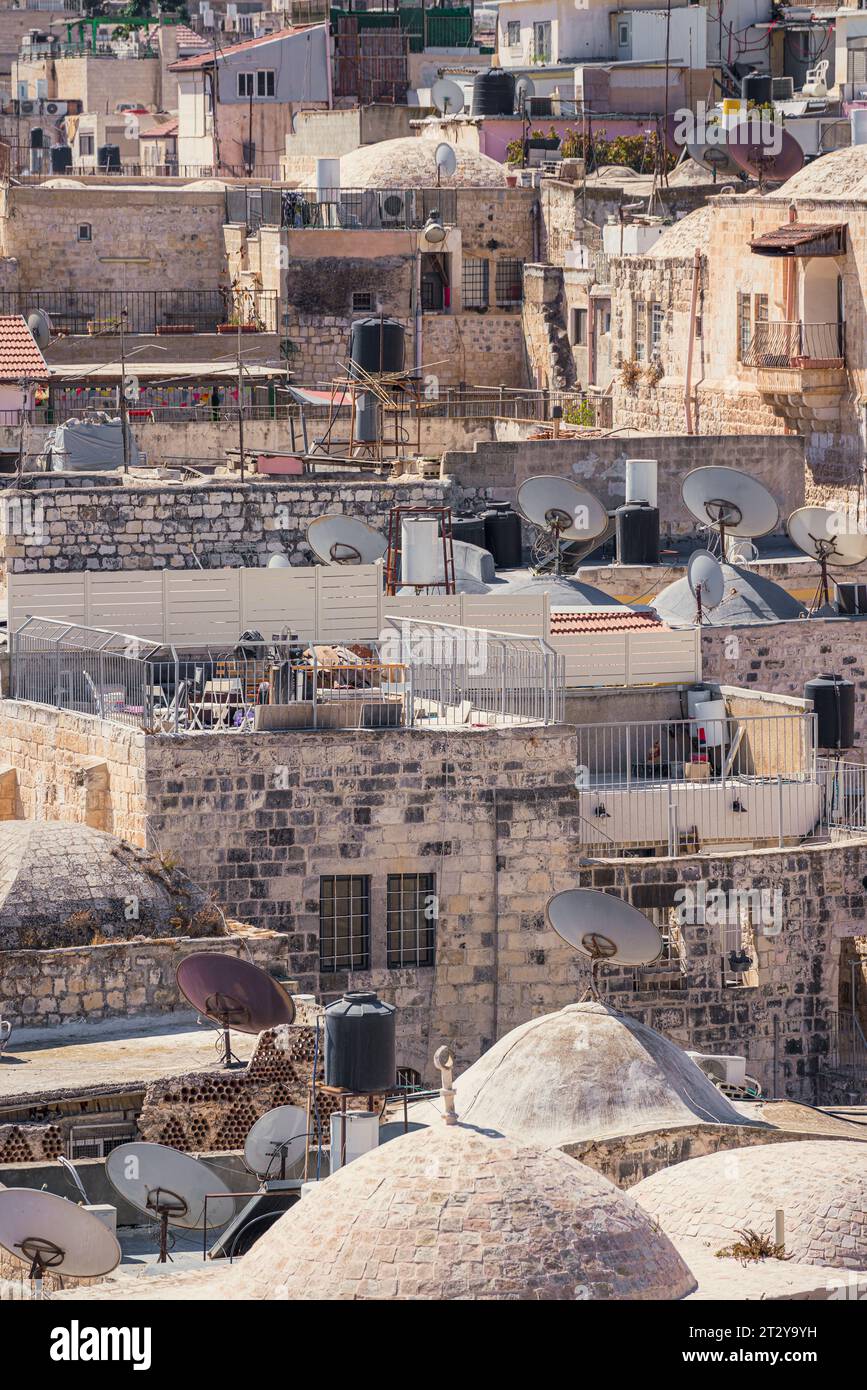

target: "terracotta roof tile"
[549,609,664,635]
[0,316,49,382]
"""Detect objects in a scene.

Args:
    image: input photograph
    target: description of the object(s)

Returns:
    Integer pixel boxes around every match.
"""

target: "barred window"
[633,299,646,360]
[319,875,370,971]
[650,301,664,350]
[387,872,436,968]
[507,20,521,45]
[396,1066,423,1091]
[737,291,751,361]
[352,290,374,312]
[495,258,524,309]
[462,256,489,310]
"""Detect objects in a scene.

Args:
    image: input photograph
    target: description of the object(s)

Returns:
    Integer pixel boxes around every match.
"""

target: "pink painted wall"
[476,117,657,164]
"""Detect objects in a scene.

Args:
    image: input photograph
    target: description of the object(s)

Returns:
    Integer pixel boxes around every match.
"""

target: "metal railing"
[412,385,598,423]
[0,290,278,336]
[743,320,845,367]
[825,1009,867,1080]
[226,185,457,234]
[817,756,867,836]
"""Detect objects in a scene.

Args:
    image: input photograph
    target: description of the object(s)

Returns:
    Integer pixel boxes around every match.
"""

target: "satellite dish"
[243,1104,307,1181]
[545,889,663,997]
[0,1188,121,1280]
[106,1142,236,1263]
[517,475,608,575]
[515,76,535,112]
[787,506,867,610]
[434,142,457,179]
[26,309,51,351]
[176,952,296,1068]
[307,514,388,566]
[681,466,779,555]
[726,124,804,186]
[267,553,291,568]
[431,77,465,116]
[687,549,725,622]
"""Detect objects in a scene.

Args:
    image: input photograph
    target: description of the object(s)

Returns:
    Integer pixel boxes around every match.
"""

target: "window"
[396,1066,423,1091]
[650,301,664,351]
[237,71,254,98]
[77,223,91,242]
[533,20,551,61]
[319,875,370,971]
[754,293,768,324]
[352,290,374,312]
[633,299,646,361]
[506,19,521,46]
[570,306,587,345]
[737,290,752,361]
[462,256,489,310]
[618,21,630,46]
[79,133,94,156]
[495,258,523,309]
[256,69,275,98]
[387,873,436,968]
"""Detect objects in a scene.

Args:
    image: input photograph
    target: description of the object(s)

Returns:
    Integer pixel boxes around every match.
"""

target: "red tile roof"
[0,316,49,382]
[549,609,664,635]
[169,25,317,71]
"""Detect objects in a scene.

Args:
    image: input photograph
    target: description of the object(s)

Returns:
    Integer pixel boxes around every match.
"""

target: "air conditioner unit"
[686,1051,747,1089]
[44,101,67,118]
[17,99,37,116]
[379,190,412,227]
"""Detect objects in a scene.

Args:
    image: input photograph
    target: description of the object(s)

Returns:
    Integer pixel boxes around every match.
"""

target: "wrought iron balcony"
[743,320,845,368]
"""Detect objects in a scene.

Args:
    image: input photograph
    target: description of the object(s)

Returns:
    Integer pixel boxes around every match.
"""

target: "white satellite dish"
[681,466,779,554]
[687,549,725,622]
[26,309,51,351]
[517,475,608,574]
[307,514,388,566]
[515,76,535,112]
[267,553,291,568]
[546,889,663,996]
[431,77,465,116]
[787,505,867,610]
[106,1142,236,1263]
[243,1104,307,1180]
[0,1188,121,1280]
[434,142,458,179]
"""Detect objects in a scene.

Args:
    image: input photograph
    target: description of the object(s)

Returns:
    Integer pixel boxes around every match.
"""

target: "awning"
[750,223,847,257]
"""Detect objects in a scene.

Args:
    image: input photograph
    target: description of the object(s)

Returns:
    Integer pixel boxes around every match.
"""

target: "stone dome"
[410,1002,752,1146]
[768,145,867,203]
[632,1140,867,1269]
[339,137,508,188]
[652,562,805,628]
[0,821,215,950]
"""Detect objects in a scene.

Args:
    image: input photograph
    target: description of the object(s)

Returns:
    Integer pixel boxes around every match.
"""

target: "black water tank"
[50,144,73,174]
[29,126,44,149]
[615,501,660,564]
[836,582,867,615]
[452,516,487,550]
[98,143,121,171]
[471,68,516,117]
[349,317,405,378]
[805,673,855,750]
[742,71,773,105]
[483,505,522,568]
[324,991,396,1093]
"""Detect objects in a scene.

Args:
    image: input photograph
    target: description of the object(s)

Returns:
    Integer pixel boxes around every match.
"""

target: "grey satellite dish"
[546,888,663,996]
[26,309,51,351]
[788,505,867,610]
[517,475,608,574]
[687,549,725,622]
[435,142,457,179]
[106,1142,236,1263]
[515,76,535,112]
[307,514,388,566]
[267,553,292,569]
[431,77,465,116]
[0,1188,121,1280]
[682,466,779,554]
[243,1104,307,1180]
[686,140,744,179]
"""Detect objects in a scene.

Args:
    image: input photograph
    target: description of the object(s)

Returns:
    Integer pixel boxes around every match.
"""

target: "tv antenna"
[787,506,867,612]
[0,1188,121,1282]
[517,475,608,575]
[681,466,779,559]
[546,889,663,1000]
[431,78,465,116]
[176,953,296,1069]
[687,548,725,624]
[106,1142,236,1264]
[306,514,388,566]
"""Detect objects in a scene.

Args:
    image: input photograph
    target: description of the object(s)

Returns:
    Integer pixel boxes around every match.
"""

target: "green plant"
[505,138,524,166]
[562,399,595,427]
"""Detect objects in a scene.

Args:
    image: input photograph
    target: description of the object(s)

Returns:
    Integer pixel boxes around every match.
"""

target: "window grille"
[320,875,370,970]
[387,872,436,967]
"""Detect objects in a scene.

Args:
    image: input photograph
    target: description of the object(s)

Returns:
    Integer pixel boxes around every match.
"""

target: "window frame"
[319,874,371,971]
[461,256,489,310]
[506,19,521,47]
[571,306,588,345]
[495,257,524,310]
[650,301,664,352]
[386,872,437,969]
[633,298,647,361]
[237,71,254,98]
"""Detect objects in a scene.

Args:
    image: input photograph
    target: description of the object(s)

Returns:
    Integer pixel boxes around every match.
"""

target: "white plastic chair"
[803,59,829,96]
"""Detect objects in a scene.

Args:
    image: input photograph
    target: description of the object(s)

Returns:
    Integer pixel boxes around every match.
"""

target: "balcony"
[0,290,278,336]
[742,320,847,434]
[226,185,457,235]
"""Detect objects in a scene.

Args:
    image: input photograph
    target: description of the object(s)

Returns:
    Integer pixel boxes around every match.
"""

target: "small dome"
[500,576,625,607]
[768,145,867,203]
[0,821,214,949]
[652,562,805,627]
[633,1141,867,1268]
[412,1002,752,1146]
[339,137,508,189]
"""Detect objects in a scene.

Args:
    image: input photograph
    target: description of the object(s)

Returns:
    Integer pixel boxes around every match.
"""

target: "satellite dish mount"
[205,989,249,1069]
[146,1187,189,1264]
[17,1236,65,1280]
[578,931,620,1001]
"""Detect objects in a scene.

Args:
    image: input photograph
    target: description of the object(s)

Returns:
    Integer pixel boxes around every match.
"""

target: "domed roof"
[339,137,508,189]
[633,1140,867,1268]
[652,562,805,627]
[500,576,625,606]
[768,145,867,203]
[0,821,213,949]
[648,205,715,258]
[408,1002,753,1146]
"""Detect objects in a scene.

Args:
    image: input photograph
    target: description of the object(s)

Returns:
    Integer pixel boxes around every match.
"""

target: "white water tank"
[625,458,658,509]
[329,1111,379,1174]
[851,109,867,147]
[401,516,442,586]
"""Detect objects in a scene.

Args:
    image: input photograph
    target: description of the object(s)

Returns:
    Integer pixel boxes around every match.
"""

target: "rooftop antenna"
[687,548,725,624]
[0,1188,121,1283]
[681,466,779,560]
[516,475,608,575]
[106,1142,236,1264]
[545,889,663,1001]
[787,506,867,612]
[431,77,465,116]
[176,953,296,1069]
[306,514,388,566]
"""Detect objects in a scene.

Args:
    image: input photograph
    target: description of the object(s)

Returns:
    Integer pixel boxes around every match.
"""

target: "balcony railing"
[743,320,845,368]
[226,185,457,234]
[0,290,278,335]
[825,1010,867,1080]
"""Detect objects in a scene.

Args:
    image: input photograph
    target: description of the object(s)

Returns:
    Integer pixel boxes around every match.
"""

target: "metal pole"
[120,309,129,475]
[237,308,245,482]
